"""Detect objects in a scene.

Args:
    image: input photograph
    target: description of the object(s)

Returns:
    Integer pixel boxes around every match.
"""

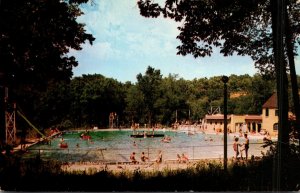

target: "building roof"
[205,114,231,120]
[262,93,277,109]
[245,115,262,120]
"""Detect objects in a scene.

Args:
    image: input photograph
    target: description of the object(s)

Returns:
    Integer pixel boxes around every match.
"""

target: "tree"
[124,84,145,126]
[68,74,125,128]
[35,80,72,129]
[136,66,162,126]
[138,0,296,189]
[158,75,189,125]
[0,0,94,139]
[0,0,94,90]
[137,0,300,143]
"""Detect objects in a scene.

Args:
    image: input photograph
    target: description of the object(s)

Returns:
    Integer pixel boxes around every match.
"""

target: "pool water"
[26,130,268,163]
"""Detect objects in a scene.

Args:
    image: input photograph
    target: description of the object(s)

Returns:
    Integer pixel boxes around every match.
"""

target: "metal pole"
[193,146,194,160]
[222,76,229,171]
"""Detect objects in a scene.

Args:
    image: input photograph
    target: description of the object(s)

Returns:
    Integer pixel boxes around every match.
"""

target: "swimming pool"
[26,129,269,163]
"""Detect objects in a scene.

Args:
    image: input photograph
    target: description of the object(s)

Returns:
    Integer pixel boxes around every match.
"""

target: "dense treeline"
[11,66,293,131]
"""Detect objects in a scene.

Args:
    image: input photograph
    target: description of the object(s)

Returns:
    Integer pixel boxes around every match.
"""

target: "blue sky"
[70,0,300,83]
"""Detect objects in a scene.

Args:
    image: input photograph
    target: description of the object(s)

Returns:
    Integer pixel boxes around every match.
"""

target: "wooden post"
[222,76,229,171]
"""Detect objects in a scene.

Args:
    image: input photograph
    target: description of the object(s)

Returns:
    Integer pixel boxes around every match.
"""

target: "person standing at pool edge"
[241,133,249,160]
[233,137,241,160]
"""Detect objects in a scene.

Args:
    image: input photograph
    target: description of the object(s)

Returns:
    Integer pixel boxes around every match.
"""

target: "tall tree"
[158,75,189,125]
[125,84,145,126]
[138,0,295,189]
[284,0,300,142]
[137,0,300,142]
[136,66,162,126]
[0,0,95,91]
[69,74,125,128]
[0,0,94,139]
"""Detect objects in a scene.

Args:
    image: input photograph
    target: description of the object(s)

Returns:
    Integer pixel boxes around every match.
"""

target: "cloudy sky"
[70,0,300,83]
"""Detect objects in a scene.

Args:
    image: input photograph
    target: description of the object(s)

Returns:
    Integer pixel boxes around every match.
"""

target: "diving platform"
[130,133,165,138]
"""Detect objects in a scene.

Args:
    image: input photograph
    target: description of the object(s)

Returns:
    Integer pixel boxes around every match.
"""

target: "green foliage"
[136,66,163,125]
[2,154,300,191]
[57,119,74,130]
[124,84,145,125]
[137,0,300,77]
[15,69,282,130]
[0,0,95,138]
[1,0,94,91]
[0,155,63,190]
[68,74,126,128]
[35,80,72,128]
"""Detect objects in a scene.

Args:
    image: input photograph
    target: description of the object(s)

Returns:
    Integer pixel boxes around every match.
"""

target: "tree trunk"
[284,4,300,144]
[271,0,290,190]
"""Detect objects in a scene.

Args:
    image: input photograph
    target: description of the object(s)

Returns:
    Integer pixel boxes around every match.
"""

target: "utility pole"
[222,75,229,171]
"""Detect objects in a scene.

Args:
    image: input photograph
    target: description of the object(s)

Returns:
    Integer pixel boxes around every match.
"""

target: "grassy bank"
[2,152,298,191]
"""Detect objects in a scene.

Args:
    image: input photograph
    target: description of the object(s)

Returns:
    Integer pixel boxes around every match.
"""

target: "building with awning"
[245,115,262,133]
[202,114,262,134]
[201,93,293,136]
[202,114,231,132]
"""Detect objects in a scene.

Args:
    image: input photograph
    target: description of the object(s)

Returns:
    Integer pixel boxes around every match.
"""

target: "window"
[273,123,278,131]
[265,108,269,117]
[275,109,278,116]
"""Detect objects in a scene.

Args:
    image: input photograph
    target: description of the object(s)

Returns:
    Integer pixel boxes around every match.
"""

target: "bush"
[1,153,299,191]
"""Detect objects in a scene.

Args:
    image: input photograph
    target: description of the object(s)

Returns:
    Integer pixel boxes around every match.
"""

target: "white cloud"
[78,0,180,56]
[71,41,118,61]
[72,0,264,82]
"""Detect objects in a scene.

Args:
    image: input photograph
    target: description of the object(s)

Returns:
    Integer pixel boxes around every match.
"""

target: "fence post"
[193,146,195,160]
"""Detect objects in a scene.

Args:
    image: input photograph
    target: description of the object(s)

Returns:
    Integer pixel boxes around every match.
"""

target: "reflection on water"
[26,130,268,163]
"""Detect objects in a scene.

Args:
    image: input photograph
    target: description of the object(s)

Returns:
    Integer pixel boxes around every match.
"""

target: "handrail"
[17,110,46,138]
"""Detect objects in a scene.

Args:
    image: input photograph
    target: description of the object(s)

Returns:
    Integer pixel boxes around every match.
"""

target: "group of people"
[177,153,189,163]
[233,133,249,160]
[130,150,163,164]
[130,150,189,165]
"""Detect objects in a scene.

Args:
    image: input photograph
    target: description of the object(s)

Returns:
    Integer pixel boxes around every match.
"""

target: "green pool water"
[25,129,268,163]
